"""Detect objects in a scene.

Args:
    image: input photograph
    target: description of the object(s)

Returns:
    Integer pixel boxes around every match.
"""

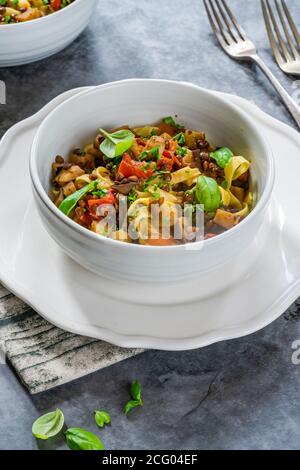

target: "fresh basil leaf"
[162,116,183,130]
[99,128,135,159]
[124,400,142,415]
[124,380,143,415]
[176,146,187,157]
[59,181,97,216]
[32,409,64,440]
[139,146,160,161]
[210,147,233,169]
[94,411,111,428]
[130,380,142,401]
[172,132,185,145]
[65,428,104,451]
[195,176,221,213]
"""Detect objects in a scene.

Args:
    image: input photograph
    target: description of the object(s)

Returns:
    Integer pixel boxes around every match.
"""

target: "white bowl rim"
[0,0,84,29]
[30,78,275,252]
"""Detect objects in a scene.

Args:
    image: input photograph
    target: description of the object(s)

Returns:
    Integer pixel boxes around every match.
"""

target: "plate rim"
[1,84,300,351]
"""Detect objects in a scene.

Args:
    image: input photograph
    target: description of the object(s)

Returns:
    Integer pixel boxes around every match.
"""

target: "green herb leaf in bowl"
[59,181,97,216]
[194,175,221,213]
[65,428,104,451]
[210,147,233,168]
[99,128,135,159]
[32,409,64,440]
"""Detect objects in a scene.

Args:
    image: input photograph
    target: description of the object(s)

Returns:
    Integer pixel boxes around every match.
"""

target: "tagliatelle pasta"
[50,117,253,245]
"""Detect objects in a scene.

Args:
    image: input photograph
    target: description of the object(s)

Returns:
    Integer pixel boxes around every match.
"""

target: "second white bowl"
[0,0,97,67]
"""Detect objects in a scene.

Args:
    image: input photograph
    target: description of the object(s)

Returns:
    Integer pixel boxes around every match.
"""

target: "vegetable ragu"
[50,117,253,246]
[0,0,75,25]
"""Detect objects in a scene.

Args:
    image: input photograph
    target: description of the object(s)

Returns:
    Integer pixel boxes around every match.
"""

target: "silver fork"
[203,0,300,128]
[262,0,300,76]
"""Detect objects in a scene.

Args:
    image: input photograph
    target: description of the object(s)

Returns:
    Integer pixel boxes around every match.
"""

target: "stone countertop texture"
[0,0,300,450]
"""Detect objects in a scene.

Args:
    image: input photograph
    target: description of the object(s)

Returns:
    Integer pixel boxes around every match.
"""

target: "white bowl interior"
[33,81,268,204]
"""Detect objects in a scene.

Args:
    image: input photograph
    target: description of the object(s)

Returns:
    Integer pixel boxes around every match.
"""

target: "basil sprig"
[94,410,111,428]
[124,380,143,415]
[65,428,105,451]
[194,176,221,213]
[59,180,98,216]
[32,409,64,440]
[99,128,135,159]
[210,147,233,169]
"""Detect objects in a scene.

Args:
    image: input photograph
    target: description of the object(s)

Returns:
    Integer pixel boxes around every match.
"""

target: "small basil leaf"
[59,181,97,216]
[65,428,104,451]
[99,128,135,159]
[210,147,233,169]
[130,380,142,401]
[32,409,64,440]
[139,146,160,161]
[162,116,183,130]
[172,132,185,145]
[124,400,142,415]
[94,411,111,428]
[195,176,221,213]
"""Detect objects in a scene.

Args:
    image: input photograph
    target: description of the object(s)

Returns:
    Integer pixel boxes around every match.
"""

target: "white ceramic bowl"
[0,0,97,67]
[30,79,275,285]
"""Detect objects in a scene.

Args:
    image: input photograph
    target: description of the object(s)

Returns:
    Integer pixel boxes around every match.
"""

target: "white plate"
[1,87,300,351]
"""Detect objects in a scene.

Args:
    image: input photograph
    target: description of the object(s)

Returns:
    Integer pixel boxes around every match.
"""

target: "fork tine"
[207,0,234,45]
[213,0,239,43]
[261,0,285,66]
[203,0,229,50]
[220,0,247,41]
[275,0,300,61]
[281,0,300,50]
[265,0,293,62]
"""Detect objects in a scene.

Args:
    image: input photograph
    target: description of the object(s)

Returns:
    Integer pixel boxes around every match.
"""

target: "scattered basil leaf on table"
[210,147,233,169]
[94,410,111,428]
[124,380,143,415]
[194,176,221,213]
[59,181,98,216]
[99,128,135,159]
[32,409,64,440]
[65,428,104,451]
[124,400,142,415]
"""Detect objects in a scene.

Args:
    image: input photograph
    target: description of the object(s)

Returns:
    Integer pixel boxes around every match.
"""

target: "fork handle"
[251,54,300,129]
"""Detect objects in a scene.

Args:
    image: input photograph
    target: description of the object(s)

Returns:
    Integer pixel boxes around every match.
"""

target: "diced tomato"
[87,192,115,209]
[172,156,182,169]
[163,150,172,158]
[157,157,174,172]
[118,154,154,180]
[79,213,93,227]
[50,0,62,10]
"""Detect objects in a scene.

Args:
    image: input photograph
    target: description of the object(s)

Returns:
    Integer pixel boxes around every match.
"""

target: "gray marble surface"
[0,0,300,450]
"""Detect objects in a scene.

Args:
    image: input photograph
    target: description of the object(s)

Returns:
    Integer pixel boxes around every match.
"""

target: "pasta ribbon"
[224,156,250,188]
[148,187,178,203]
[92,167,114,188]
[219,186,242,210]
[171,167,201,186]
